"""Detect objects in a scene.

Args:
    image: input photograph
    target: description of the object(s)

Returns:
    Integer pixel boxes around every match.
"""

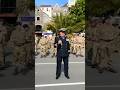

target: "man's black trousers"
[56,56,69,76]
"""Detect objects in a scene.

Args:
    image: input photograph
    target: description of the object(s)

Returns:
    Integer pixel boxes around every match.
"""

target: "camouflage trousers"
[0,45,4,65]
[76,44,84,56]
[13,45,26,65]
[91,43,100,65]
[86,41,93,60]
[39,45,48,57]
[98,44,112,69]
[50,45,57,57]
[25,43,33,64]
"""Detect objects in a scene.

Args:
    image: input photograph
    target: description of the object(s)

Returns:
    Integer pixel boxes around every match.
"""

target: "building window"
[37,17,40,21]
[47,8,48,11]
[0,0,16,13]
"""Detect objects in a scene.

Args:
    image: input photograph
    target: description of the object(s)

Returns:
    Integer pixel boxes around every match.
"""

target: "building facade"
[35,4,68,28]
[68,0,77,7]
[35,6,52,27]
[0,0,16,23]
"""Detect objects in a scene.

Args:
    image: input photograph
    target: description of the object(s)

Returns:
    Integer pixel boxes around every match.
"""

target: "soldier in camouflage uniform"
[38,36,48,58]
[70,35,74,54]
[35,34,38,55]
[91,19,101,68]
[23,24,34,70]
[48,35,57,57]
[75,34,84,57]
[0,20,7,68]
[29,22,35,58]
[97,18,118,73]
[0,29,5,67]
[86,19,97,65]
[9,22,26,75]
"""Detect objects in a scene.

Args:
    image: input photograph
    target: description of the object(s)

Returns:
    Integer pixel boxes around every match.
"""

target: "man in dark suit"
[54,29,70,79]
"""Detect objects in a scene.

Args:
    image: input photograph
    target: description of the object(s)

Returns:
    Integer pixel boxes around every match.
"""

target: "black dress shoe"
[56,75,60,79]
[108,68,117,73]
[97,67,104,74]
[56,76,60,79]
[65,75,70,79]
[91,64,97,68]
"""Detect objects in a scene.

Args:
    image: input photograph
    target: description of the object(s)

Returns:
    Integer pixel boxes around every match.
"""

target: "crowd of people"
[35,32,85,58]
[0,20,35,75]
[1,16,119,76]
[86,17,120,73]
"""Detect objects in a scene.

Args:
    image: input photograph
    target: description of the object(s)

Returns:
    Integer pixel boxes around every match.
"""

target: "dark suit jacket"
[54,36,70,57]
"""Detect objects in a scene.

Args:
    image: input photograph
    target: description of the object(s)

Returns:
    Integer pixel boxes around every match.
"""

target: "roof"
[62,3,68,7]
[40,5,52,7]
[0,13,16,17]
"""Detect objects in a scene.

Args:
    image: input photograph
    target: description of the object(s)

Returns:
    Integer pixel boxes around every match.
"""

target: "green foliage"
[46,24,56,33]
[87,0,120,17]
[16,0,34,15]
[68,0,85,33]
[46,0,85,33]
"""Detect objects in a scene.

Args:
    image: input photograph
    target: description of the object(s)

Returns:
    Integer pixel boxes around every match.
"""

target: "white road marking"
[35,82,85,88]
[87,85,120,88]
[35,62,85,65]
[0,88,34,90]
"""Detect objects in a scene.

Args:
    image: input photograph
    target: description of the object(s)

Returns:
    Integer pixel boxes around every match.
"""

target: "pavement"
[35,54,85,90]
[0,48,35,90]
[86,52,120,90]
[1,47,120,90]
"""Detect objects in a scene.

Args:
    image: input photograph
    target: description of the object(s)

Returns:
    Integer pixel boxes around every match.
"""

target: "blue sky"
[35,0,68,6]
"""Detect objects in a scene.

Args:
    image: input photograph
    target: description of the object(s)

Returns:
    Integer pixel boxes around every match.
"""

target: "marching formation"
[0,20,35,75]
[1,17,119,75]
[35,33,85,58]
[86,17,120,73]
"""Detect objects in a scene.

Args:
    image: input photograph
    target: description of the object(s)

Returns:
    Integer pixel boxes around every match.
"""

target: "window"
[47,8,48,11]
[37,17,40,21]
[0,0,16,13]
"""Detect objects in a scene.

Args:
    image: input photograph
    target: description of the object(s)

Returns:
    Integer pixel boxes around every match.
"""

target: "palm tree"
[46,13,68,33]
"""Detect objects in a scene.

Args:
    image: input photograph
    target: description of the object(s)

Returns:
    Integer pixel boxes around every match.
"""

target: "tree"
[46,13,68,33]
[68,0,85,33]
[46,0,85,33]
[86,0,120,17]
[16,0,35,16]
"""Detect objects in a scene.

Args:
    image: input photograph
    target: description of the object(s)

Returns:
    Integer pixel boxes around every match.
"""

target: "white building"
[35,5,52,27]
[40,5,53,18]
[35,4,68,27]
[68,0,77,7]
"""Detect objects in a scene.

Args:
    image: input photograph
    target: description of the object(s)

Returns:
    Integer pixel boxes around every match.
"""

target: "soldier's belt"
[100,39,113,42]
[15,43,25,46]
[26,41,32,44]
[90,40,99,42]
[41,44,47,45]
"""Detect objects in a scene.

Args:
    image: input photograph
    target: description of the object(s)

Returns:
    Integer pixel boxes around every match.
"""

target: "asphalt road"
[0,48,35,90]
[86,52,120,90]
[1,48,120,90]
[35,54,85,90]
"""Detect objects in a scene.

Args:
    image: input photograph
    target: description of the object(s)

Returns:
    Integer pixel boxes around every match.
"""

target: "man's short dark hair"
[23,24,29,28]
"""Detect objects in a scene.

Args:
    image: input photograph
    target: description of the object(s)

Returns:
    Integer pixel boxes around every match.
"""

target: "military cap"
[59,28,67,33]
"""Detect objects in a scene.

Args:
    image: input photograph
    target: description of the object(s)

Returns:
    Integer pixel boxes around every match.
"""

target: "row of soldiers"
[35,33,85,58]
[0,21,35,75]
[86,17,120,73]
